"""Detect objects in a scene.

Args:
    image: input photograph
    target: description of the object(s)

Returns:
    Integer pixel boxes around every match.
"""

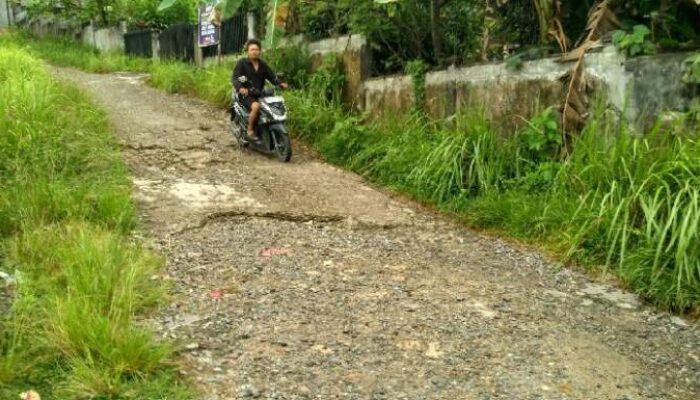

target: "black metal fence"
[159,23,195,62]
[202,15,247,58]
[220,14,247,55]
[123,14,247,63]
[124,29,153,58]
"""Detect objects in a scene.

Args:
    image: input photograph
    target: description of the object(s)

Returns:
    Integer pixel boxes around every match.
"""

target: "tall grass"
[148,61,233,108]
[556,115,700,310]
[0,46,191,398]
[0,30,150,73]
[0,48,135,236]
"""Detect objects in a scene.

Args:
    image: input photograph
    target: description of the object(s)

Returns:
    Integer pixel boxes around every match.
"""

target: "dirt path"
[56,68,699,400]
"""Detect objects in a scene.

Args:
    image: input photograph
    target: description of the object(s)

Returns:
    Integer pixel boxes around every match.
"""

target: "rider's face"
[248,44,261,60]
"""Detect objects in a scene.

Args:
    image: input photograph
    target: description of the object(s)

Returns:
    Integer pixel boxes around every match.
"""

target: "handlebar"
[238,84,288,99]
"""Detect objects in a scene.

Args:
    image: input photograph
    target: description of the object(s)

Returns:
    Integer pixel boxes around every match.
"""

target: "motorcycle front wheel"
[271,126,292,162]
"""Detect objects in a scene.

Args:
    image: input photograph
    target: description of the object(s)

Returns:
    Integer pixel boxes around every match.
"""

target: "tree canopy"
[22,0,700,72]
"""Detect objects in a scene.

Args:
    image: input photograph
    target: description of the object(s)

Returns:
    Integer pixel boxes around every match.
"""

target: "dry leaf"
[558,0,620,137]
[260,247,294,257]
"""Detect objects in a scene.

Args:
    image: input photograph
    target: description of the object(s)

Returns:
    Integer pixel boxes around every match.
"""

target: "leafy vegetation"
[404,60,427,113]
[284,0,699,72]
[612,24,656,57]
[19,0,700,72]
[684,53,700,85]
[21,0,197,28]
[0,30,150,73]
[264,44,312,87]
[0,44,192,399]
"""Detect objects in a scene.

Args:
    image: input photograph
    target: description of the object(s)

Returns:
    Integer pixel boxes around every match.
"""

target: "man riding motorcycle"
[232,38,288,142]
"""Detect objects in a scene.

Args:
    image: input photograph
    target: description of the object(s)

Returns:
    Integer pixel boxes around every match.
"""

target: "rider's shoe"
[247,131,261,144]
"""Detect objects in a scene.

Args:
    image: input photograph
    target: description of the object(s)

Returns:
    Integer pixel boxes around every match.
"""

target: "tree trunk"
[287,0,300,35]
[481,0,492,62]
[430,0,444,65]
[97,0,108,26]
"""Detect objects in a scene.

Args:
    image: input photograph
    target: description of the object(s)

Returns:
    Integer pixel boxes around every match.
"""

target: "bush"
[266,44,312,88]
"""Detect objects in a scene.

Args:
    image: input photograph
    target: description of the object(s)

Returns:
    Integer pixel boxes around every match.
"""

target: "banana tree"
[531,0,569,51]
[265,0,289,48]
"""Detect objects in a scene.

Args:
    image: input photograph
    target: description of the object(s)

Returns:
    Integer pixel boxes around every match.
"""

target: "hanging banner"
[198,2,220,48]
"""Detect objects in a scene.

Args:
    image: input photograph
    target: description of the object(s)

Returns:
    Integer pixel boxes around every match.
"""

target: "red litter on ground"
[260,247,294,257]
[209,290,223,300]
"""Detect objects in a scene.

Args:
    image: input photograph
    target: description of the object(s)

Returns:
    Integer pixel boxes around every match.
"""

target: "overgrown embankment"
[5,31,699,313]
[0,44,192,399]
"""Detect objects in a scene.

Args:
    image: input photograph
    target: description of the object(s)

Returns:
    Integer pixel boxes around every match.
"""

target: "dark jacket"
[232,58,280,97]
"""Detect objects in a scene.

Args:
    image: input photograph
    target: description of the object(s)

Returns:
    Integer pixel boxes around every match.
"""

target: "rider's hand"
[280,83,289,90]
[239,88,249,97]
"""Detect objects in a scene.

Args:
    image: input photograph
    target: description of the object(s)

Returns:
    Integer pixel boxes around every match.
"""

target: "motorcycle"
[230,75,292,162]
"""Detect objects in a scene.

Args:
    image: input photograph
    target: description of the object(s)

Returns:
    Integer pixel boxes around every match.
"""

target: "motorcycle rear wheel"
[230,121,248,149]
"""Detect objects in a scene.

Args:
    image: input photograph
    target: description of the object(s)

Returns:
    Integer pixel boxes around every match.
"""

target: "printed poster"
[198,3,220,48]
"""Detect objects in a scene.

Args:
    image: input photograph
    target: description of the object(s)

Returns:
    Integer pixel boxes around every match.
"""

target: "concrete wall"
[27,18,77,38]
[425,57,569,133]
[0,0,10,28]
[82,23,126,53]
[307,35,372,109]
[23,16,125,53]
[361,46,697,133]
[362,75,414,118]
[9,2,26,25]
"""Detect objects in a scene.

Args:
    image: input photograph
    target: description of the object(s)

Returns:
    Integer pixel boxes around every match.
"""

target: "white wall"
[81,23,126,53]
[0,0,11,28]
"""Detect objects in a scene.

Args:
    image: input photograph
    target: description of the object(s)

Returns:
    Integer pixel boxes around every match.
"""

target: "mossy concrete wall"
[362,75,414,118]
[307,35,372,110]
[81,23,126,53]
[360,46,697,133]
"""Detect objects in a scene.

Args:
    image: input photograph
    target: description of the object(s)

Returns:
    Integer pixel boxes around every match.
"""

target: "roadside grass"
[149,61,232,108]
[0,30,150,73]
[8,31,700,312]
[0,44,192,399]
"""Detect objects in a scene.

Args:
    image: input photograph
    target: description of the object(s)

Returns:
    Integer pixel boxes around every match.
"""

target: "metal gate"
[124,29,153,58]
[159,23,195,62]
[126,13,247,63]
[201,14,248,59]
[220,14,247,55]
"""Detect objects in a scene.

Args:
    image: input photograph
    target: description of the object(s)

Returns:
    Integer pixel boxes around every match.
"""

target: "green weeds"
[0,44,191,399]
